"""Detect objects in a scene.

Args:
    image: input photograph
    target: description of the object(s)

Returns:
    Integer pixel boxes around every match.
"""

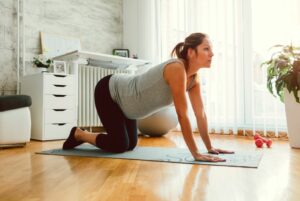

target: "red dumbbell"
[254,133,261,140]
[255,138,264,148]
[254,133,272,148]
[266,139,272,148]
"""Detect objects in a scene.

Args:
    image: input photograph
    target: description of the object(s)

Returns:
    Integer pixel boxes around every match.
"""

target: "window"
[248,0,300,131]
[158,0,300,134]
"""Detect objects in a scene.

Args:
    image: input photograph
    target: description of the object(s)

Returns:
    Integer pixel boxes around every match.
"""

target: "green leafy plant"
[261,44,300,103]
[33,54,53,68]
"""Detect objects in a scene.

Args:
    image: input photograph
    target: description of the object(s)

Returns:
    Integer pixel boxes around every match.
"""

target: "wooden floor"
[1,132,300,201]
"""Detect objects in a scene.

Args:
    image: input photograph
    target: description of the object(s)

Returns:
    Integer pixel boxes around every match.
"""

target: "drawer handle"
[52,123,66,126]
[53,95,66,97]
[54,75,67,77]
[54,84,66,87]
[53,109,66,111]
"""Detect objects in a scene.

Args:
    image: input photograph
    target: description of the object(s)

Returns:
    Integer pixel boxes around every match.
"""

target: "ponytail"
[170,32,207,60]
[171,42,186,59]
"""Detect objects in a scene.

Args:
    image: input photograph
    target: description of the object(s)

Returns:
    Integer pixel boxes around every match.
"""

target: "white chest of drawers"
[21,73,77,140]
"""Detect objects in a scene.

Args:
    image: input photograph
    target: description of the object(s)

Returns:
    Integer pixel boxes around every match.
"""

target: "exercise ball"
[137,106,178,136]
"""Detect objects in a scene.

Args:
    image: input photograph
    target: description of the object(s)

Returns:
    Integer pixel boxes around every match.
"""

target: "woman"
[63,32,234,162]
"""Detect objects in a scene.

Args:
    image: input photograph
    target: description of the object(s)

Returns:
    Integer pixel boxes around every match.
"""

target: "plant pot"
[284,88,300,148]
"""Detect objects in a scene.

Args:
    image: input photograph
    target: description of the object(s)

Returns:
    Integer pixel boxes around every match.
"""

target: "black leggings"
[94,75,138,153]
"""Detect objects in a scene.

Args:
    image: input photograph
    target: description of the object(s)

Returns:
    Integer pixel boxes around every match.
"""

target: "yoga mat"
[37,144,263,168]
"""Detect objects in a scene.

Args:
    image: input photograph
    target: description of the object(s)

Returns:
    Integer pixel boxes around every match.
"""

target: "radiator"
[78,65,132,127]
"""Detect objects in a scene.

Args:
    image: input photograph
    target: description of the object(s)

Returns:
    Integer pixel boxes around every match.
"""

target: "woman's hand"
[194,153,226,162]
[208,147,235,155]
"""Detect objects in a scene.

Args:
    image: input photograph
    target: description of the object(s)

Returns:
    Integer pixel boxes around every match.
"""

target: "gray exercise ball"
[137,106,178,136]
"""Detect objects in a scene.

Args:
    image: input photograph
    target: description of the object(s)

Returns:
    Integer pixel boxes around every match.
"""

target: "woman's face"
[189,37,214,68]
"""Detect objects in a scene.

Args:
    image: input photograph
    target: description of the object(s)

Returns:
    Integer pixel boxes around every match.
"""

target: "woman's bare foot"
[74,128,95,141]
[73,128,100,146]
[74,128,83,141]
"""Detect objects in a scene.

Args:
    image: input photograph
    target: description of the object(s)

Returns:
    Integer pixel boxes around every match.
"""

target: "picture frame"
[112,49,130,58]
[53,60,67,75]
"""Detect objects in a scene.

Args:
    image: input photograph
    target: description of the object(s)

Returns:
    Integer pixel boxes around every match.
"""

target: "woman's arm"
[187,75,212,151]
[164,63,226,161]
[188,75,234,154]
[164,63,198,157]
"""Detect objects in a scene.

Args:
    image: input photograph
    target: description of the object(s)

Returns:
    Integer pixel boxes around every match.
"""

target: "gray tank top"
[109,59,184,119]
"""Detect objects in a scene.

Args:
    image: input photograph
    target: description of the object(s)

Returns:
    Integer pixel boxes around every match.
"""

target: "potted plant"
[261,44,300,148]
[33,54,53,72]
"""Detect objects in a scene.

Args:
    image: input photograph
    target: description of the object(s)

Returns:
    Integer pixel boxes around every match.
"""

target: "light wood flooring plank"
[0,132,299,201]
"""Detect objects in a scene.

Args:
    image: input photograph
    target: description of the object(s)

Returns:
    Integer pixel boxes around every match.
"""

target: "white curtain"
[125,0,300,137]
[123,0,161,65]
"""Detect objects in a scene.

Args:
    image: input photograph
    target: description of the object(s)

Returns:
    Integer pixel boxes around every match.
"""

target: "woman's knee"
[95,135,129,153]
[128,138,138,150]
[112,147,128,153]
[109,141,129,153]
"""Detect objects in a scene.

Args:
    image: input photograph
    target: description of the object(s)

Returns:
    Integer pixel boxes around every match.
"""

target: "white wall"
[123,0,161,66]
[0,0,123,95]
[123,0,138,59]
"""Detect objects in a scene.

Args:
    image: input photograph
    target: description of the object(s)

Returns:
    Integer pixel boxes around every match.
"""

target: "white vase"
[284,88,300,148]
